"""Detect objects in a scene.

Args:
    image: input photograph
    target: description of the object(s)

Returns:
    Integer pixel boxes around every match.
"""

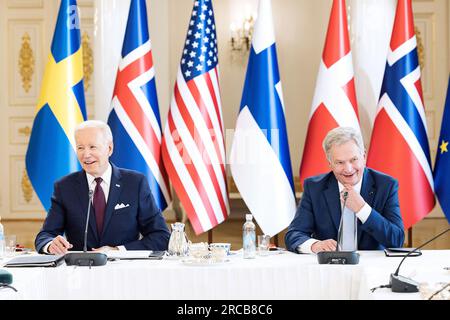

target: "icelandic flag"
[367,0,435,228]
[434,76,450,223]
[108,0,170,211]
[26,0,87,211]
[230,0,296,236]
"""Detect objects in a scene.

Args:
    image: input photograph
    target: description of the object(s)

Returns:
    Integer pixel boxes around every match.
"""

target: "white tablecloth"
[0,250,448,300]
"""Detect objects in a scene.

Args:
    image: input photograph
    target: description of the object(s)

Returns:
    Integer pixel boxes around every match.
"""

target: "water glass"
[5,235,16,256]
[257,235,270,256]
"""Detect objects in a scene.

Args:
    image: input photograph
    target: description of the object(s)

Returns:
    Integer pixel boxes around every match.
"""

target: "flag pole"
[408,227,413,247]
[273,234,279,247]
[208,230,213,244]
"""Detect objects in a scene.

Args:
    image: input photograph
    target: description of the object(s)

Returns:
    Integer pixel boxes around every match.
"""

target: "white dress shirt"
[298,177,372,254]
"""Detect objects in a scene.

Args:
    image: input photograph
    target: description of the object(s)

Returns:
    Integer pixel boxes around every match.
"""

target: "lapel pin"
[116,184,121,188]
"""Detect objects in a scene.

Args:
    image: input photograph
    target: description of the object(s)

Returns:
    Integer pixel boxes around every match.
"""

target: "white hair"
[322,127,364,162]
[74,120,113,144]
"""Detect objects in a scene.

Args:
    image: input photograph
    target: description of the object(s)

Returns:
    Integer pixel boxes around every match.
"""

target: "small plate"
[181,258,230,266]
[163,254,186,260]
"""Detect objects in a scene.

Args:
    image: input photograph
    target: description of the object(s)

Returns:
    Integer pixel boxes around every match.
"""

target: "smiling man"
[35,120,170,254]
[286,127,404,253]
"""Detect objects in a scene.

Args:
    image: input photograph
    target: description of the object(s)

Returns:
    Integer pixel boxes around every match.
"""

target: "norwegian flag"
[299,0,362,185]
[108,0,170,210]
[367,0,435,229]
[162,0,229,234]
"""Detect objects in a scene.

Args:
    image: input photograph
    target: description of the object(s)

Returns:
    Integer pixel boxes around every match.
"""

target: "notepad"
[106,250,153,260]
[3,254,65,267]
[384,247,422,257]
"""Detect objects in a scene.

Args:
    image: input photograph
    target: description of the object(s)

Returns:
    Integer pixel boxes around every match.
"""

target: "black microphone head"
[343,191,348,200]
[89,189,94,197]
[0,269,13,285]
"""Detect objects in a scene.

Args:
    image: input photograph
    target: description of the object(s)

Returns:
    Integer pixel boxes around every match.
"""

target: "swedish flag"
[26,0,87,211]
[434,76,450,223]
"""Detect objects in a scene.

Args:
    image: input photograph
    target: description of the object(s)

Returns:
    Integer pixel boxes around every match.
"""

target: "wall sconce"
[230,14,255,52]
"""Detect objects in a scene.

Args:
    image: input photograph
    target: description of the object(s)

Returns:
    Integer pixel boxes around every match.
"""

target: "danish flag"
[108,0,170,210]
[367,0,435,228]
[299,0,362,185]
[162,0,229,234]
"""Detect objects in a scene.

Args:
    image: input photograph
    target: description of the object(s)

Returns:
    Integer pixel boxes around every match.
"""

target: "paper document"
[106,250,153,260]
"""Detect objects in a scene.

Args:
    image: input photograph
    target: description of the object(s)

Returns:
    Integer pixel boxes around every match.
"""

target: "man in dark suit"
[285,127,404,253]
[35,120,170,254]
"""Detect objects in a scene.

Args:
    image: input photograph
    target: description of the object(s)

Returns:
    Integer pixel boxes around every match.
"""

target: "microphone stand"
[317,191,360,264]
[64,190,107,267]
[390,227,449,293]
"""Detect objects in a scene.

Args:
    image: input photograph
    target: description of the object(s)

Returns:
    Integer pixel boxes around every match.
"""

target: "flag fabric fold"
[108,0,170,211]
[434,76,450,223]
[162,0,229,234]
[26,0,87,211]
[229,0,295,236]
[299,0,362,186]
[367,0,435,229]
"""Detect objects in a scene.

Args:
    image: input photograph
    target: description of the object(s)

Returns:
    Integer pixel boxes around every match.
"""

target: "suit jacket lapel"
[101,164,123,239]
[358,169,376,243]
[324,174,341,231]
[75,171,99,243]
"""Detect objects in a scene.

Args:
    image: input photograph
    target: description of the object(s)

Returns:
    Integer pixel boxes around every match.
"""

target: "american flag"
[108,0,170,210]
[162,0,229,234]
[299,0,362,185]
[367,0,434,228]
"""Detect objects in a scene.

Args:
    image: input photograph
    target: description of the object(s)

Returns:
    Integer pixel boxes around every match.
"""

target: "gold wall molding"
[415,25,425,70]
[18,126,31,137]
[18,32,35,93]
[21,169,33,203]
[10,118,33,145]
[82,32,93,92]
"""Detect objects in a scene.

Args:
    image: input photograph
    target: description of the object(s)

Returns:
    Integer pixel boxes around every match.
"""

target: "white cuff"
[43,241,52,254]
[117,245,126,252]
[298,238,319,254]
[356,203,371,224]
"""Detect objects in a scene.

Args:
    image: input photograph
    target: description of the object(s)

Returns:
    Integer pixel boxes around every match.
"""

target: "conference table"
[0,250,449,300]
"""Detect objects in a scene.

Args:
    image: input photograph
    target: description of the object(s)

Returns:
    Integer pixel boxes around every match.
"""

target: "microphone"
[64,189,107,267]
[390,227,450,293]
[317,190,359,264]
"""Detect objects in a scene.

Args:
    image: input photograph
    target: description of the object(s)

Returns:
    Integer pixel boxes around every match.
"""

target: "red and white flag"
[162,0,229,234]
[299,0,361,185]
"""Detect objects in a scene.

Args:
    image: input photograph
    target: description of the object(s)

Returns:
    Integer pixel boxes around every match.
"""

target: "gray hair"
[74,120,113,144]
[322,127,364,162]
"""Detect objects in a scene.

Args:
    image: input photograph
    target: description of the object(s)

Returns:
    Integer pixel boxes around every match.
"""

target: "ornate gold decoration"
[415,26,425,70]
[22,169,33,203]
[18,126,31,136]
[18,33,35,93]
[82,32,94,91]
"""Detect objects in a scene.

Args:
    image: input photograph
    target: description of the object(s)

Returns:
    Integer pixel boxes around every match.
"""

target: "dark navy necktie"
[93,177,106,235]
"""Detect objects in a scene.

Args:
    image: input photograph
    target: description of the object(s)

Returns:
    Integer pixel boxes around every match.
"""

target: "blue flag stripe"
[51,0,82,63]
[122,0,150,57]
[381,49,431,164]
[108,110,167,210]
[240,44,294,192]
[26,105,81,210]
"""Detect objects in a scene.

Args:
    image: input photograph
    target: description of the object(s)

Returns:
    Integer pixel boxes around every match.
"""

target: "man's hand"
[92,246,118,252]
[342,184,366,213]
[311,239,337,253]
[48,235,73,255]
